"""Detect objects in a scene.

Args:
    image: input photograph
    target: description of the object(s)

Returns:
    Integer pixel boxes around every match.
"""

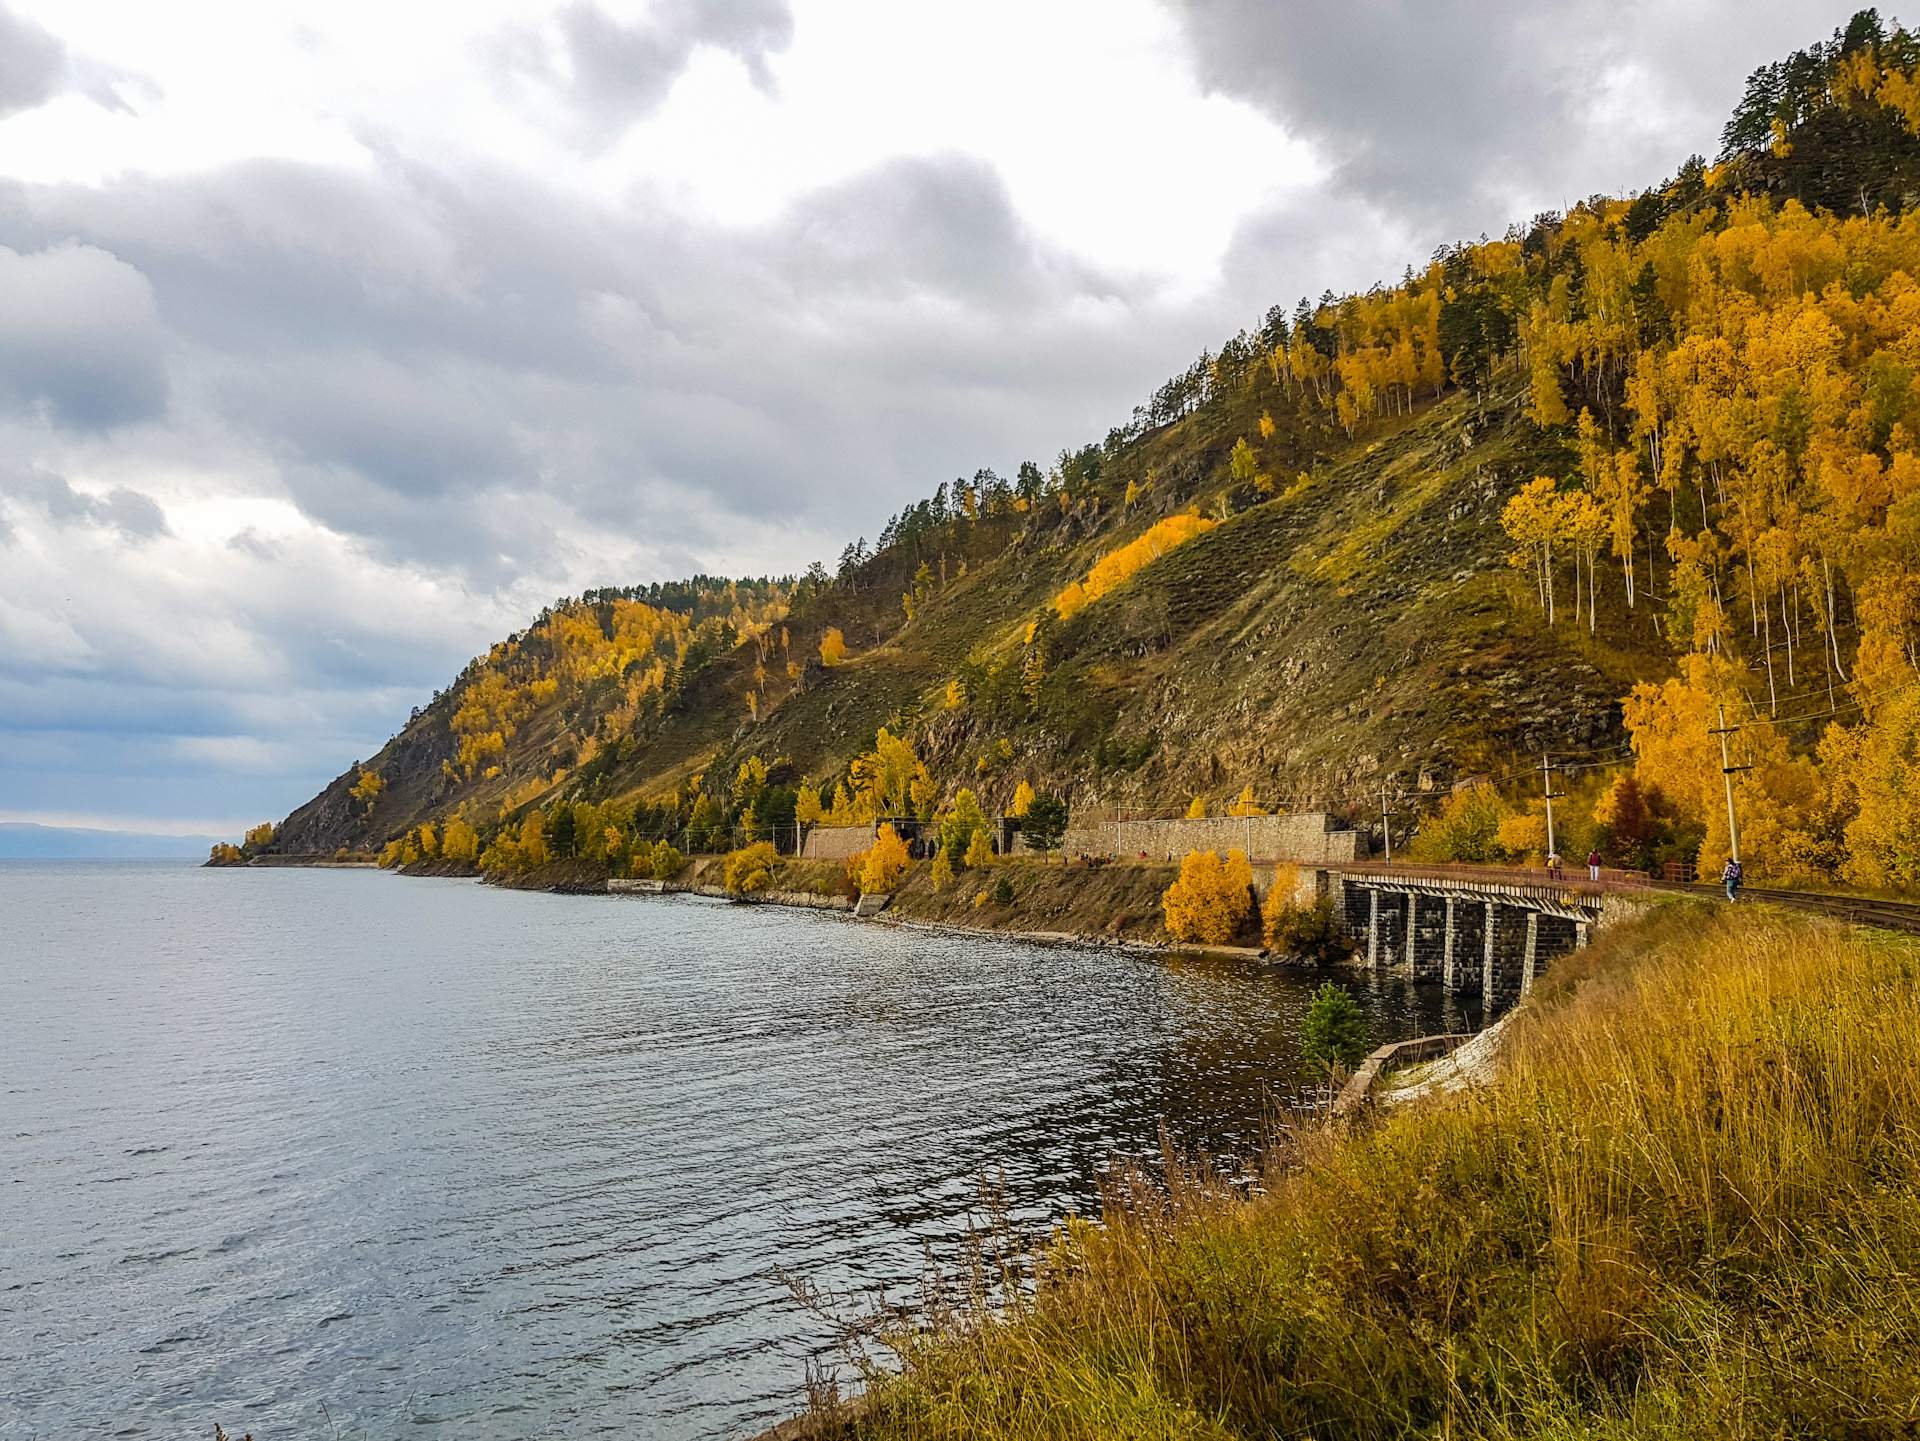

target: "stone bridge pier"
[1326,870,1602,1014]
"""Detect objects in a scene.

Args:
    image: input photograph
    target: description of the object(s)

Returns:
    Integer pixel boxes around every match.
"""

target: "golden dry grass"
[849,905,1920,1439]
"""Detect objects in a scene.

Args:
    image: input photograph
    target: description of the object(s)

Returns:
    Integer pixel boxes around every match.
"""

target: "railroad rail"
[1664,883,1920,936]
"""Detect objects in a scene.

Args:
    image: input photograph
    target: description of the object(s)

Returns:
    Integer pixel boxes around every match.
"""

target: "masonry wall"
[1060,812,1364,865]
[800,824,875,861]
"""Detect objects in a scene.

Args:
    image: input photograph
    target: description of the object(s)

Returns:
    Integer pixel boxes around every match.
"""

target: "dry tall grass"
[852,906,1920,1439]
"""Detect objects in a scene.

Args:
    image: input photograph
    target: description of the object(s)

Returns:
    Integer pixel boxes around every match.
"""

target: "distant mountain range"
[0,823,222,859]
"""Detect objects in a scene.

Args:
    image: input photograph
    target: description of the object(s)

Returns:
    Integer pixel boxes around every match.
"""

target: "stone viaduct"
[1312,866,1630,1010]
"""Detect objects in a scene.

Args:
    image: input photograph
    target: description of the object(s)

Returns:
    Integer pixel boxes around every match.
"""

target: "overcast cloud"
[0,0,1862,834]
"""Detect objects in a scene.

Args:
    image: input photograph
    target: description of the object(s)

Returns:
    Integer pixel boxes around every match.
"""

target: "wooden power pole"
[1539,752,1566,861]
[1710,704,1752,864]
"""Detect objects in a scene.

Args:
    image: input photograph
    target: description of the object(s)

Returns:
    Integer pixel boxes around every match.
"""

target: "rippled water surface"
[2,861,1475,1438]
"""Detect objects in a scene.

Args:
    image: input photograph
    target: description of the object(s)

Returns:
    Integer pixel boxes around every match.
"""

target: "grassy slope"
[653,386,1652,826]
[281,369,1667,855]
[845,904,1920,1439]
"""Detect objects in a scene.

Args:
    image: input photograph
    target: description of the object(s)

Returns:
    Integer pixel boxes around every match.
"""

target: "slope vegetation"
[266,11,1920,899]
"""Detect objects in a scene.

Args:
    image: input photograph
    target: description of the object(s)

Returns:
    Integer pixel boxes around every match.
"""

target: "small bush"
[723,841,780,895]
[990,876,1015,906]
[1263,893,1348,962]
[1161,848,1255,944]
[1299,981,1370,1073]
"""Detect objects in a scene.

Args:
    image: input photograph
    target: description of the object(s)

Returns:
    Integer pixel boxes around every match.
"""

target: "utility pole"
[1380,778,1396,866]
[1710,704,1752,864]
[1538,752,1566,862]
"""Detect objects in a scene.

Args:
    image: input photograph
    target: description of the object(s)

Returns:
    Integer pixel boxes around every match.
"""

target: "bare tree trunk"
[1824,557,1849,682]
[1782,586,1796,688]
[1763,602,1776,716]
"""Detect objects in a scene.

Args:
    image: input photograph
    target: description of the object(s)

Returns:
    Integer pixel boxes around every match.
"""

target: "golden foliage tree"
[441,818,479,861]
[1161,849,1255,945]
[856,823,911,895]
[964,829,994,869]
[1226,784,1268,817]
[723,841,780,895]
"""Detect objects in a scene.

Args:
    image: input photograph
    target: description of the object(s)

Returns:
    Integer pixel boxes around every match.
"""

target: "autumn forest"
[240,11,1920,896]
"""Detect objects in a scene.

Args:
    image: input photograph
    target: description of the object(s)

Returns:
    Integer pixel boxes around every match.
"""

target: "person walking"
[1722,855,1743,901]
[1546,850,1562,881]
[1586,848,1602,882]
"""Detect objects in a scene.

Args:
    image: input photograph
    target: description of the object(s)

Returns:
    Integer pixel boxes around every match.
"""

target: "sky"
[0,0,1862,836]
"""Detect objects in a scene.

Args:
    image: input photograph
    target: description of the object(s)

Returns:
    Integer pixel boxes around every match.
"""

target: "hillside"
[259,11,1920,894]
[847,903,1920,1439]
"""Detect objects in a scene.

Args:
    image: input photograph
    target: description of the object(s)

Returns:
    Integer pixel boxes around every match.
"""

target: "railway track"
[1668,883,1920,936]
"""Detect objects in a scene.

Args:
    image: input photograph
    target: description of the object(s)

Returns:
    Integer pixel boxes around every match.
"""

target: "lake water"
[1,861,1474,1439]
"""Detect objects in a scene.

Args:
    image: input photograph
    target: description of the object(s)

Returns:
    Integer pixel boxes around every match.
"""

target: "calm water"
[1,861,1472,1439]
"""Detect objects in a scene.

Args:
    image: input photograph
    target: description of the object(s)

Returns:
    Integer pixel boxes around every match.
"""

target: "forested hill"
[258,10,1920,894]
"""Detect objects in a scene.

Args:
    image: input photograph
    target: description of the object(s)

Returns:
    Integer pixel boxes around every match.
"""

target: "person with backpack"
[1722,855,1743,901]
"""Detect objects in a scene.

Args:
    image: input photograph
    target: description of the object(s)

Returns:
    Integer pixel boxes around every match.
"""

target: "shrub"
[1299,981,1370,1073]
[650,841,685,881]
[856,823,911,895]
[930,846,954,892]
[1051,512,1216,619]
[973,888,990,908]
[723,841,780,895]
[1162,849,1255,944]
[1263,893,1347,963]
[990,876,1015,906]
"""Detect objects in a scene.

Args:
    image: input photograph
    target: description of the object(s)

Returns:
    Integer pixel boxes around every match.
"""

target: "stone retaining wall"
[1061,812,1363,865]
[800,824,875,861]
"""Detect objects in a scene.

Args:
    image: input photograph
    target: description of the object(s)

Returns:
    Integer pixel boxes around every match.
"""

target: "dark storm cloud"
[498,0,792,137]
[782,155,1112,305]
[2,146,1177,581]
[93,487,169,540]
[0,4,64,117]
[1168,0,1866,231]
[3,465,170,541]
[0,242,168,429]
